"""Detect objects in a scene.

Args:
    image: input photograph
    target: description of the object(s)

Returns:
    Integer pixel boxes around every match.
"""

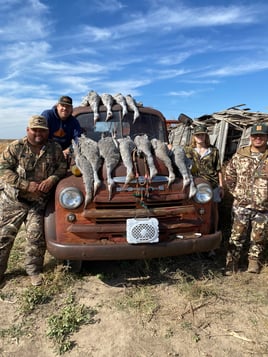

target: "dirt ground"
[0,247,268,357]
[0,140,268,357]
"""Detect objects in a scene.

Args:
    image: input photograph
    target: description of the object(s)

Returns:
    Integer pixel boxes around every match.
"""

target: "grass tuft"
[46,293,97,355]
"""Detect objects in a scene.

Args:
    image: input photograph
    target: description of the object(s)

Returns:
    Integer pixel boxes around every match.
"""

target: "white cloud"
[85,4,264,41]
[38,61,106,75]
[169,90,196,97]
[0,0,50,41]
[96,79,152,96]
[157,52,193,66]
[90,0,126,12]
[200,60,268,77]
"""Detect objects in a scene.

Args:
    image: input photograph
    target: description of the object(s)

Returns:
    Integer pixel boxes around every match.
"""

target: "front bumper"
[46,231,222,261]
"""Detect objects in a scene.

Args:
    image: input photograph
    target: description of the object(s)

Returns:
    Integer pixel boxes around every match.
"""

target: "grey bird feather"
[134,134,157,180]
[72,139,94,207]
[116,136,136,185]
[101,93,114,121]
[125,94,140,123]
[80,95,89,107]
[172,146,196,197]
[87,90,101,124]
[151,138,175,187]
[98,135,121,200]
[78,134,102,196]
[113,93,128,118]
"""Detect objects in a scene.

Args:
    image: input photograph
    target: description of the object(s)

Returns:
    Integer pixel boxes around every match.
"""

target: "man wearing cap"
[0,115,67,286]
[41,96,82,159]
[225,122,268,275]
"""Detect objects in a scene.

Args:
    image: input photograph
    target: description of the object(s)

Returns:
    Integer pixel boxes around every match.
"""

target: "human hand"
[63,148,70,159]
[38,177,55,193]
[27,181,40,193]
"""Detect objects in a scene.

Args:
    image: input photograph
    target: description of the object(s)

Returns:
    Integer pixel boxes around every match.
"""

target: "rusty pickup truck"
[44,97,221,270]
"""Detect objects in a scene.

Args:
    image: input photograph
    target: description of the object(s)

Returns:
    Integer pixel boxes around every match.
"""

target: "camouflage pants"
[0,191,47,276]
[227,206,268,261]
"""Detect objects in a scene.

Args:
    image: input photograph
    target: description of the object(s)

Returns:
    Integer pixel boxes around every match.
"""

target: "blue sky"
[1,0,268,138]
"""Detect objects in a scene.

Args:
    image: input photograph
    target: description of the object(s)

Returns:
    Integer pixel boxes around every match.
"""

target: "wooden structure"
[168,104,268,164]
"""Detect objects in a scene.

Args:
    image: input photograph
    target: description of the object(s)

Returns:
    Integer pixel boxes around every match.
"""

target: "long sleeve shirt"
[41,106,81,150]
[225,145,268,211]
[0,137,67,203]
[184,145,222,188]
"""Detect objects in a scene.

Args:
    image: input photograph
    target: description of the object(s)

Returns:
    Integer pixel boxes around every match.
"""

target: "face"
[194,133,207,144]
[27,127,49,146]
[250,134,268,151]
[56,103,73,120]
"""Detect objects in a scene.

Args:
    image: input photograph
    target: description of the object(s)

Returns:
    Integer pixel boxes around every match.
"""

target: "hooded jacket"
[41,106,81,150]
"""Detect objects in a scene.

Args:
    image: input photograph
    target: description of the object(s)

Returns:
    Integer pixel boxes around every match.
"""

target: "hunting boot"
[224,253,238,276]
[247,258,260,274]
[30,274,43,286]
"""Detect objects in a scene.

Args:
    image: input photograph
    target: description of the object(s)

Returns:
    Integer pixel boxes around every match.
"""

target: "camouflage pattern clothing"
[0,137,67,276]
[225,145,268,260]
[184,145,221,188]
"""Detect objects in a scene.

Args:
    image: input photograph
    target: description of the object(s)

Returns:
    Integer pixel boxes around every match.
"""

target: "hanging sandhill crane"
[78,135,102,197]
[100,93,114,121]
[72,139,94,207]
[84,90,101,124]
[80,91,141,124]
[171,146,196,198]
[98,135,121,200]
[151,138,175,187]
[134,134,157,180]
[125,94,140,123]
[113,93,128,118]
[116,136,136,186]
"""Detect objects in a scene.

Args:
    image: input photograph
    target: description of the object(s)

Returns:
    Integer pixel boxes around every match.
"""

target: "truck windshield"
[77,110,167,142]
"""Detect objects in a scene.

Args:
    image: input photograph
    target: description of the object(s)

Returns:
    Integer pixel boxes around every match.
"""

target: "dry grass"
[0,140,14,153]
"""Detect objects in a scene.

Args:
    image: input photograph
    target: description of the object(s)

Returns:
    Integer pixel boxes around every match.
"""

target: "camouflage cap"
[28,115,48,130]
[193,125,208,135]
[58,95,73,106]
[251,123,268,135]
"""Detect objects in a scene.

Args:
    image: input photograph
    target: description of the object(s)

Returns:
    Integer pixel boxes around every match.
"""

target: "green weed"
[17,266,81,315]
[0,322,29,343]
[46,293,97,355]
[18,286,52,315]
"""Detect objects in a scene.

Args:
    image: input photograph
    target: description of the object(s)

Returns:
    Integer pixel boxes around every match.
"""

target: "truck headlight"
[194,183,213,203]
[59,187,84,209]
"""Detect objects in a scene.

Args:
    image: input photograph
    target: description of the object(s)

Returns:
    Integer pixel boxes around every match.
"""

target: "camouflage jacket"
[184,145,221,188]
[0,137,67,203]
[225,145,268,210]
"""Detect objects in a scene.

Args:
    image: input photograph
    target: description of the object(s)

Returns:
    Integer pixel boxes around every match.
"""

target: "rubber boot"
[247,259,260,274]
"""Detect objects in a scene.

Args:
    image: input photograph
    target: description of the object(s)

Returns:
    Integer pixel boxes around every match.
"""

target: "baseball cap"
[251,123,268,135]
[28,115,48,130]
[58,95,73,106]
[193,125,208,135]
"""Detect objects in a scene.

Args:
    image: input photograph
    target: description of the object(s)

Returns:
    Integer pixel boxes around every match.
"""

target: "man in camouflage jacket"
[225,122,268,275]
[0,115,67,286]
